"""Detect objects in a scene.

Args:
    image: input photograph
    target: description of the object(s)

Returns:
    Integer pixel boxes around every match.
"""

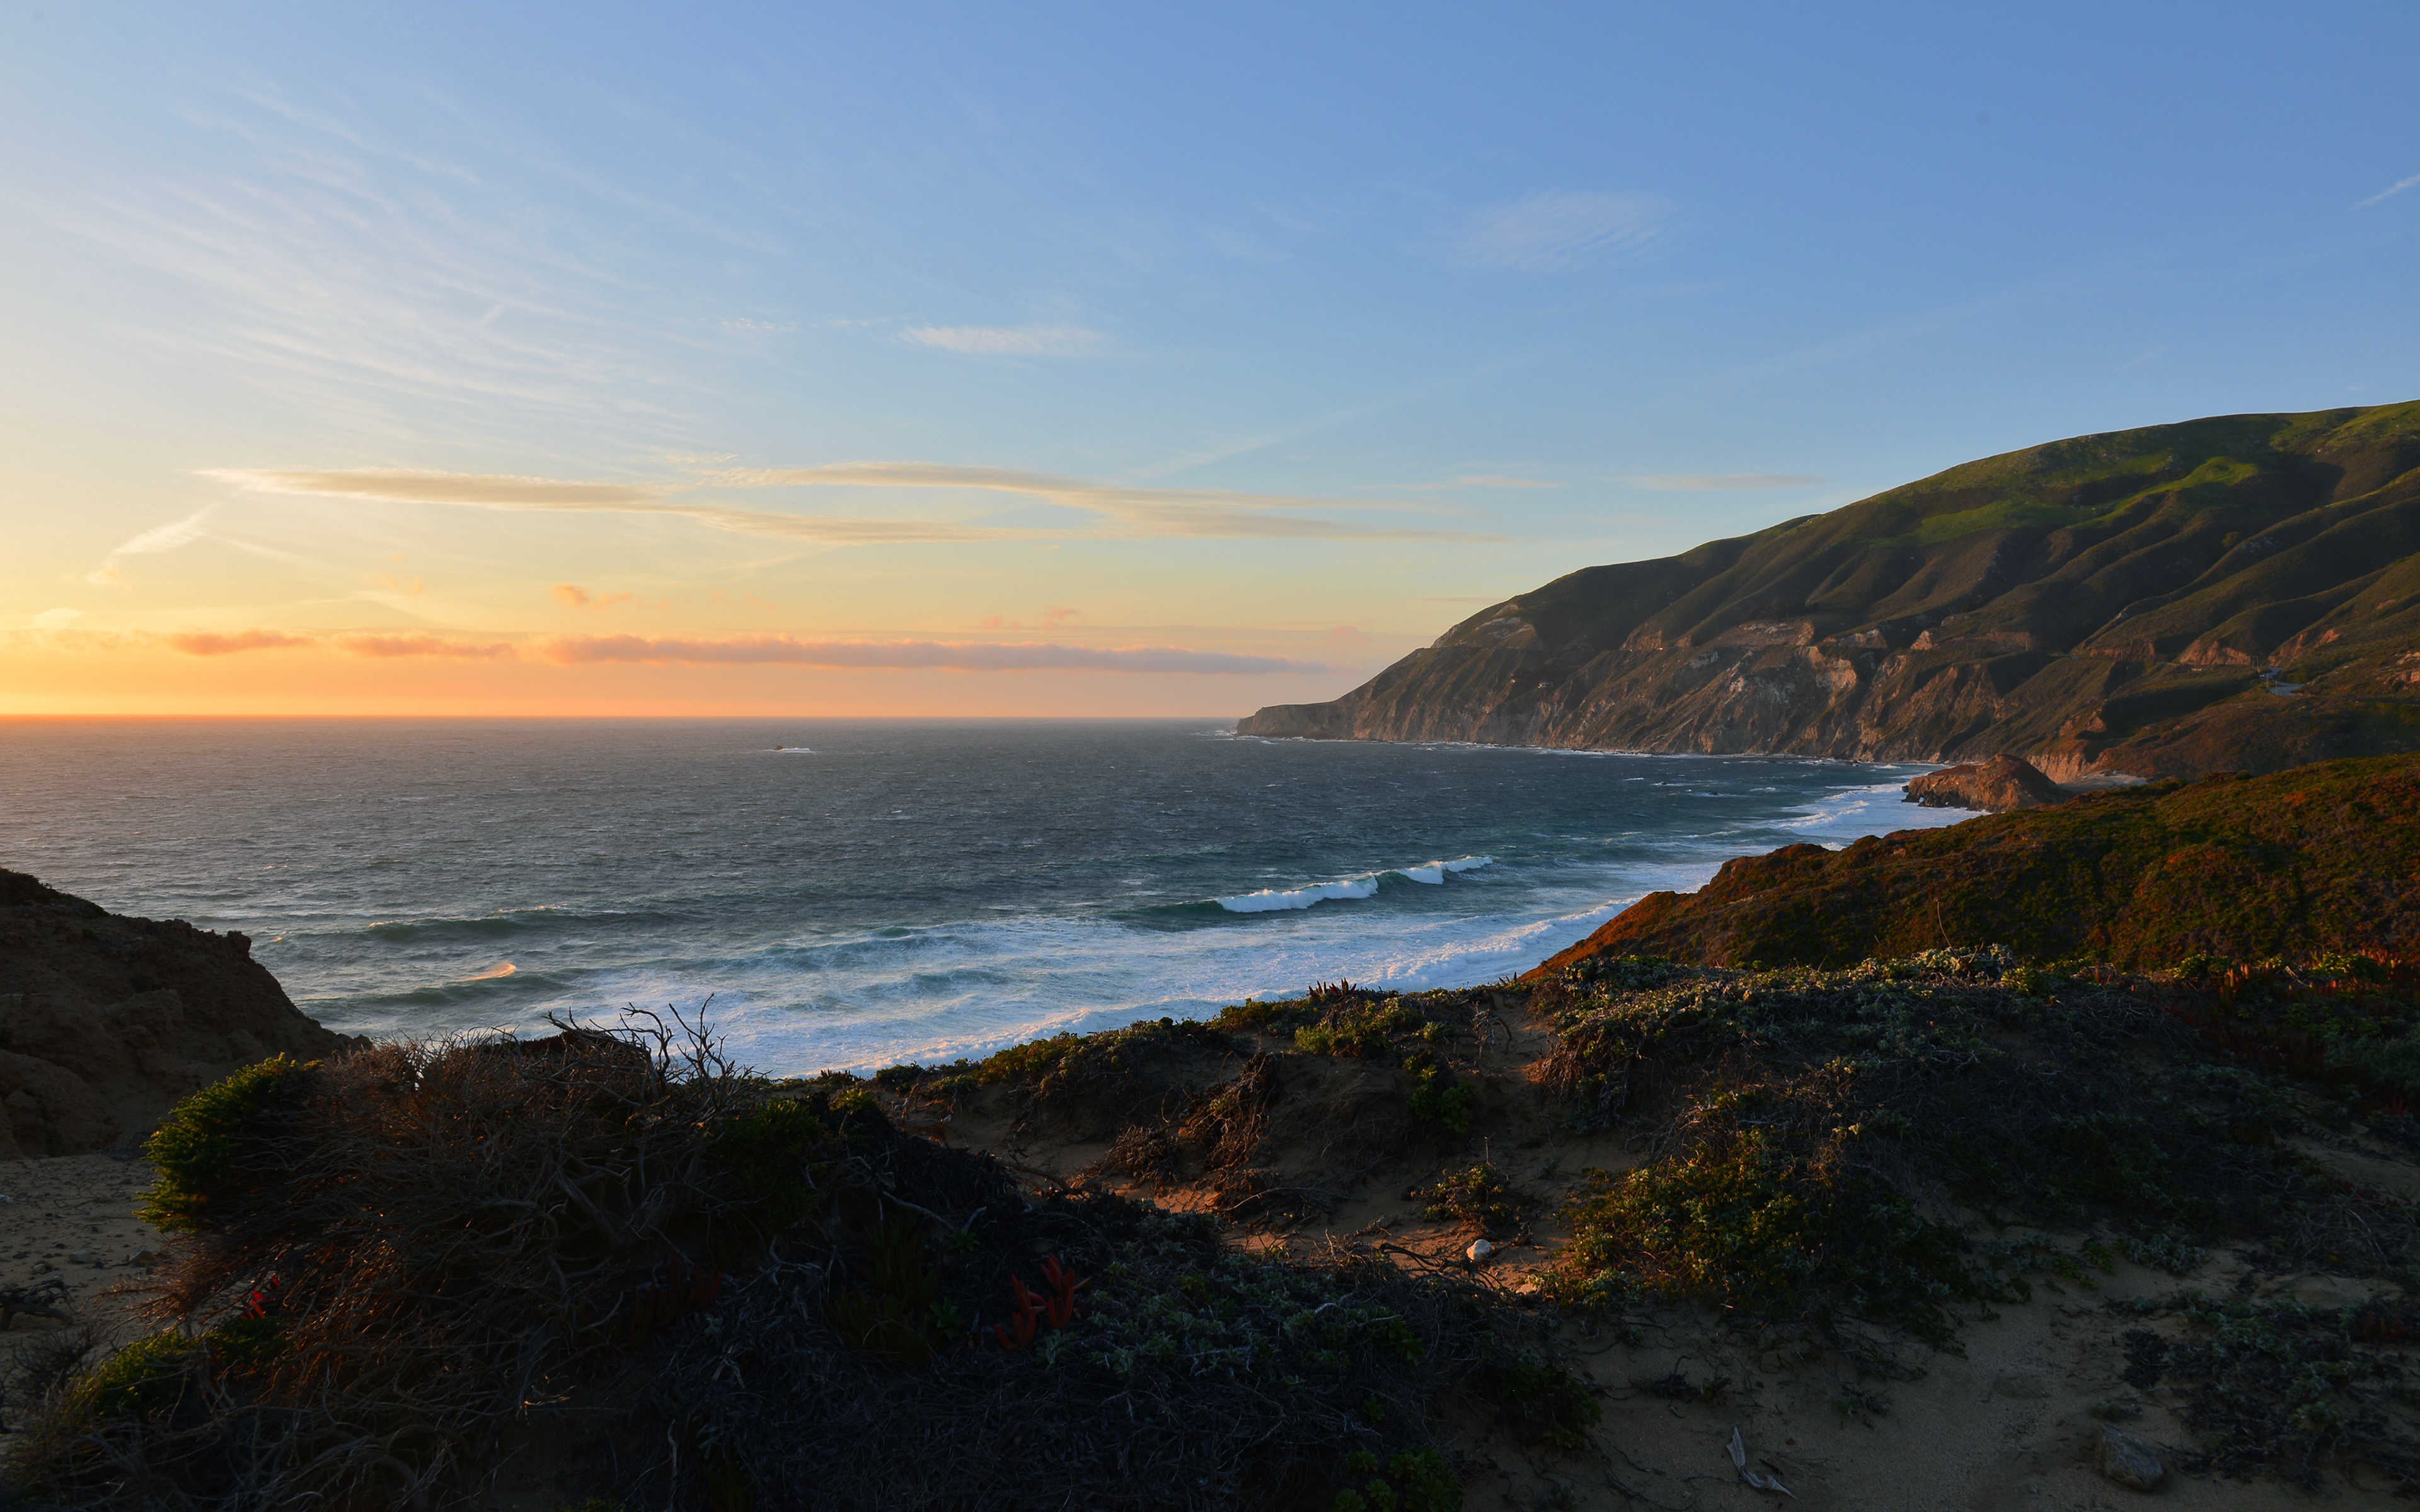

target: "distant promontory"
[1242,403,2420,782]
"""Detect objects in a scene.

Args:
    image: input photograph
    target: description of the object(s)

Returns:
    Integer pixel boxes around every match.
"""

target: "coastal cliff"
[1531,752,2420,973]
[0,869,355,1158]
[1242,402,2420,780]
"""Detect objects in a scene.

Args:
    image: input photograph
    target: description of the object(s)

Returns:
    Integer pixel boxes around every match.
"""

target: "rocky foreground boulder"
[0,869,355,1159]
[1903,753,2068,811]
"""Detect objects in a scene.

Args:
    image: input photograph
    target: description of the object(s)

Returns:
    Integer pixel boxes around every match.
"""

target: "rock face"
[1242,403,2420,780]
[1529,753,2420,973]
[1904,755,2068,812]
[0,869,356,1159]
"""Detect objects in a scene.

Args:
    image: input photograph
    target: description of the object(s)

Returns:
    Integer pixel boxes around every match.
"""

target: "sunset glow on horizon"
[4,4,2413,717]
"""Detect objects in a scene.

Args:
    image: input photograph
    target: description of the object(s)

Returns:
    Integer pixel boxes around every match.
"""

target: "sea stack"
[1903,754,2068,812]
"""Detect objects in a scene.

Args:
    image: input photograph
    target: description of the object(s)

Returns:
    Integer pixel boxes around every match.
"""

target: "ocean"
[0,719,1969,1074]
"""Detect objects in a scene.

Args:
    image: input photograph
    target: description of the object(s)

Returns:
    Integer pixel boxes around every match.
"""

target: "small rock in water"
[2096,1426,2164,1491]
[1466,1239,1494,1263]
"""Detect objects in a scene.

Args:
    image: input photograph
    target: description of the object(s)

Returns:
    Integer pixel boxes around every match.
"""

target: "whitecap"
[1217,856,1493,912]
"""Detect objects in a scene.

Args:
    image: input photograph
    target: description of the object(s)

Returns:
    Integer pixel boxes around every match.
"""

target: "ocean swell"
[1216,856,1493,914]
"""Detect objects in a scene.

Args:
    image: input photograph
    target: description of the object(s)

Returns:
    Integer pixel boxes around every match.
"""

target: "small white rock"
[67,1250,92,1264]
[1466,1239,1494,1263]
[2097,1426,2164,1491]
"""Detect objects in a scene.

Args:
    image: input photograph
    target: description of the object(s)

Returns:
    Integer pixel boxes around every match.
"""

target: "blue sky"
[3,1,2414,714]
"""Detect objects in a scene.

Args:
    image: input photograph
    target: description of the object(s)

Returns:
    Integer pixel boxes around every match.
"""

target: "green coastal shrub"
[1332,1446,1463,1511]
[1403,1051,1475,1135]
[76,1334,197,1421]
[1551,1126,1972,1344]
[138,1053,318,1232]
[1419,1162,1519,1234]
[1533,953,2417,1349]
[2328,1033,2420,1101]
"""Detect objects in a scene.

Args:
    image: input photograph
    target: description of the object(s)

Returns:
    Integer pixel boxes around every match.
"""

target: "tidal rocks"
[1904,755,2068,812]
[0,869,357,1159]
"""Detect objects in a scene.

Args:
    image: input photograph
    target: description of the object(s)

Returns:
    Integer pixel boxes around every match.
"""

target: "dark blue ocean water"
[0,719,1966,1073]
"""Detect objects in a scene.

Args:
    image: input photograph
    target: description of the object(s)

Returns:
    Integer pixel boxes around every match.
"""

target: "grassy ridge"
[1534,753,2420,973]
[1243,401,2420,776]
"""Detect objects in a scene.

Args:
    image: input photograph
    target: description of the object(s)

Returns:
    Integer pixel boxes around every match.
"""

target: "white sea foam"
[1216,856,1493,912]
[1777,777,1969,844]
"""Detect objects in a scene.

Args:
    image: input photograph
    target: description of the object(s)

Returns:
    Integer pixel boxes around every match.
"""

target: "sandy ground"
[1,1153,164,1428]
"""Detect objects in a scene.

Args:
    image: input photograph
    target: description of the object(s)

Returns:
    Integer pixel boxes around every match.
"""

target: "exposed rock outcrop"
[0,869,357,1159]
[1243,403,2420,779]
[1904,755,2068,812]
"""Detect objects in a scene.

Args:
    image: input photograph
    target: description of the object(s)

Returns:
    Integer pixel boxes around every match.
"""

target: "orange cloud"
[551,583,635,610]
[1041,605,1082,628]
[166,629,314,656]
[161,629,516,658]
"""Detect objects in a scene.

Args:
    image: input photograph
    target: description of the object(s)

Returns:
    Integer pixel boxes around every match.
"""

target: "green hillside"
[1243,402,2420,778]
[1531,753,2420,972]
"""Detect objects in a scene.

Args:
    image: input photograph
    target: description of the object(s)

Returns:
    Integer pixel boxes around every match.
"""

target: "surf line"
[1216,856,1494,914]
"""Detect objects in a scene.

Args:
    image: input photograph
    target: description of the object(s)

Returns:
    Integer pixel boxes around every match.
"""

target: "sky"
[2,1,2414,717]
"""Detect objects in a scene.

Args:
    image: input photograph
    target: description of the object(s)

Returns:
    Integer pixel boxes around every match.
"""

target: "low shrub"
[1418,1163,1521,1237]
[137,1053,317,1232]
[3,1014,1508,1512]
[1536,951,2417,1348]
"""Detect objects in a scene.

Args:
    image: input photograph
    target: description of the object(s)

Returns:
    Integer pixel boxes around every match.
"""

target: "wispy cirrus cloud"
[209,468,1046,544]
[538,634,1334,673]
[1631,473,1828,491]
[1454,190,1673,273]
[901,324,1105,356]
[210,466,1503,543]
[722,462,1497,541]
[142,626,1336,674]
[87,506,222,583]
[2354,171,2420,209]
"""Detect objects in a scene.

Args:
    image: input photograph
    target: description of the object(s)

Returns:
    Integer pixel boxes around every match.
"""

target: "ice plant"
[1039,1256,1084,1329]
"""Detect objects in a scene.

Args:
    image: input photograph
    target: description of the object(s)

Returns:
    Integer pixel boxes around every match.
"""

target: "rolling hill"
[1242,403,2420,779]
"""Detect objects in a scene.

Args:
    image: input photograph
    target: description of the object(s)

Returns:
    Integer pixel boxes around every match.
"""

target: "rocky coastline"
[6,753,2420,1509]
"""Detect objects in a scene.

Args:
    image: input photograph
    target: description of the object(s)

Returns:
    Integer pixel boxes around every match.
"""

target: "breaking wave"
[1216,856,1493,914]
